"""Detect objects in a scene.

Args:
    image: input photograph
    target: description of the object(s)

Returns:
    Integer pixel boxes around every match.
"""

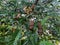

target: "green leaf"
[41,16,49,25]
[39,40,54,45]
[13,30,21,45]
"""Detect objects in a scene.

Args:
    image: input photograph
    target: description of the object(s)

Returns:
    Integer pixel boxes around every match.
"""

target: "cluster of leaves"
[0,0,60,45]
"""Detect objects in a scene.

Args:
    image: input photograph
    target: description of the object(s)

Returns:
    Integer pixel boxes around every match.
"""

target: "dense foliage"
[0,0,60,45]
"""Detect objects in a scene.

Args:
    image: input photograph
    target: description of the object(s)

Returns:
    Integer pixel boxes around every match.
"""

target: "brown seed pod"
[38,29,43,35]
[37,21,43,35]
[16,13,21,18]
[31,0,39,10]
[31,4,35,10]
[29,25,34,30]
[14,13,21,19]
[38,21,42,29]
[29,19,34,30]
[23,6,32,14]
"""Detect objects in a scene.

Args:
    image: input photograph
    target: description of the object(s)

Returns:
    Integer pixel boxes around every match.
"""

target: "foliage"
[0,0,60,45]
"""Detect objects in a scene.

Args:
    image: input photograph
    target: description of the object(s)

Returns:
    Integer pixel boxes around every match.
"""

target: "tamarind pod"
[38,21,43,35]
[14,13,21,19]
[29,20,34,30]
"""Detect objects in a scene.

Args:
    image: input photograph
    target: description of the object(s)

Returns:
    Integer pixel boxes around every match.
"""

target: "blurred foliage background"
[0,0,60,45]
